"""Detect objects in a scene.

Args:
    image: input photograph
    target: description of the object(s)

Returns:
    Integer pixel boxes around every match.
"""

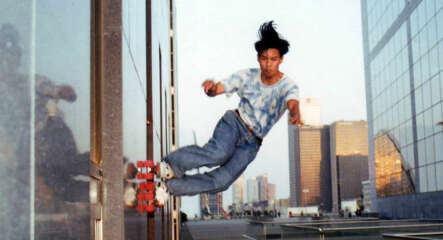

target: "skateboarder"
[154,21,303,204]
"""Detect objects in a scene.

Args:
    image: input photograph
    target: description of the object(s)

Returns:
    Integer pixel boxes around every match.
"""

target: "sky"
[175,0,367,217]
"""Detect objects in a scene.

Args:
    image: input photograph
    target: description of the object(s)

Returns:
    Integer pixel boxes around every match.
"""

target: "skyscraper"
[288,125,331,210]
[256,174,269,201]
[300,97,322,126]
[267,183,276,202]
[361,0,443,218]
[246,178,259,203]
[330,121,369,212]
[232,175,244,207]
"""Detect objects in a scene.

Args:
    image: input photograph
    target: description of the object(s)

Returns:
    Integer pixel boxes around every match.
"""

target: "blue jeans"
[164,110,261,196]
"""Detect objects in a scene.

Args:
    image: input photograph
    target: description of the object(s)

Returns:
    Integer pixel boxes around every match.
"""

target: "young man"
[155,21,302,204]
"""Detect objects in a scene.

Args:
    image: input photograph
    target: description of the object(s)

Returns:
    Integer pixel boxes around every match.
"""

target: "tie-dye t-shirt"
[220,68,299,138]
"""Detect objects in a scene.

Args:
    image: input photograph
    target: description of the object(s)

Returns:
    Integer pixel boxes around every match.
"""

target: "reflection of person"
[0,23,87,239]
[0,23,77,132]
[154,21,302,204]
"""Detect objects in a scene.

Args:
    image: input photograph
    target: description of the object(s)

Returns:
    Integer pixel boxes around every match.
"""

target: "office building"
[267,183,276,202]
[232,175,244,208]
[288,125,331,210]
[256,174,269,201]
[361,0,443,218]
[330,121,369,212]
[247,177,259,203]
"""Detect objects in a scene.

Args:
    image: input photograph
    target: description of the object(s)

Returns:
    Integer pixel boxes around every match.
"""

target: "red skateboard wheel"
[136,161,144,168]
[136,173,154,180]
[145,160,155,168]
[144,192,155,201]
[146,204,155,213]
[137,192,144,201]
[140,182,155,191]
[137,204,144,213]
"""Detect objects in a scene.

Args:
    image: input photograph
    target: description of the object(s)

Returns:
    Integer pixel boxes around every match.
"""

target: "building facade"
[267,183,276,202]
[288,125,331,210]
[256,174,269,201]
[232,175,244,208]
[330,121,369,212]
[0,0,179,239]
[246,177,259,203]
[361,0,443,218]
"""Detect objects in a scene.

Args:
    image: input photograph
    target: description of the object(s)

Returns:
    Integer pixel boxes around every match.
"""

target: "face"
[258,48,283,78]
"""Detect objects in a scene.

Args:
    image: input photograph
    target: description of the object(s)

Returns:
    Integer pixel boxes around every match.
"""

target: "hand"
[57,85,77,102]
[289,113,303,126]
[201,79,217,97]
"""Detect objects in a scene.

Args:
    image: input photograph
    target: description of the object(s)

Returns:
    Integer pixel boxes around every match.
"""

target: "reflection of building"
[247,178,259,203]
[362,0,443,218]
[375,132,415,197]
[256,174,269,201]
[288,125,331,210]
[330,121,368,212]
[300,98,322,126]
[232,175,244,207]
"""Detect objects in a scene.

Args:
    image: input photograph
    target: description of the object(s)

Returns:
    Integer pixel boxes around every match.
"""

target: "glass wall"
[367,0,443,198]
[0,0,90,239]
[122,1,148,239]
[366,0,405,50]
[0,1,33,239]
[410,0,443,193]
[34,1,91,239]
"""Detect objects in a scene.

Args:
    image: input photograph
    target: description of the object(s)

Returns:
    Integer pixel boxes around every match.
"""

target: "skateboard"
[135,160,166,213]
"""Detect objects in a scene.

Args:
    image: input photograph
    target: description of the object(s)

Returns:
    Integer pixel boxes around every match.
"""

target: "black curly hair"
[254,21,290,57]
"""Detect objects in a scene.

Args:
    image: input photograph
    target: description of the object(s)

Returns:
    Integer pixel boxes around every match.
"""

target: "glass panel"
[417,113,425,140]
[122,1,148,239]
[35,1,91,239]
[441,74,443,101]
[425,136,435,165]
[432,103,442,135]
[428,19,438,49]
[415,87,423,114]
[437,9,443,42]
[427,165,437,192]
[424,109,434,137]
[422,79,432,110]
[419,166,428,192]
[418,139,426,166]
[431,75,441,106]
[0,1,33,238]
[436,132,443,162]
[436,162,443,191]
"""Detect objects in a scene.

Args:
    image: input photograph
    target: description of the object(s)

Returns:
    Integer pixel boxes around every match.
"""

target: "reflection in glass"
[0,19,32,239]
[374,131,415,198]
[34,1,90,239]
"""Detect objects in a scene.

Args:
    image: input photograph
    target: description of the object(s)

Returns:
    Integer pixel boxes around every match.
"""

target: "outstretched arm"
[202,79,225,97]
[287,99,303,125]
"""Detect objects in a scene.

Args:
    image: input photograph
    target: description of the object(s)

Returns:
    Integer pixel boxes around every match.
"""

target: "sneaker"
[156,162,175,179]
[124,182,137,208]
[155,181,169,207]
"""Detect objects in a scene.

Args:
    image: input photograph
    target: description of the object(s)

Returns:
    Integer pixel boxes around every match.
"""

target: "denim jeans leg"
[164,111,240,178]
[166,140,260,196]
